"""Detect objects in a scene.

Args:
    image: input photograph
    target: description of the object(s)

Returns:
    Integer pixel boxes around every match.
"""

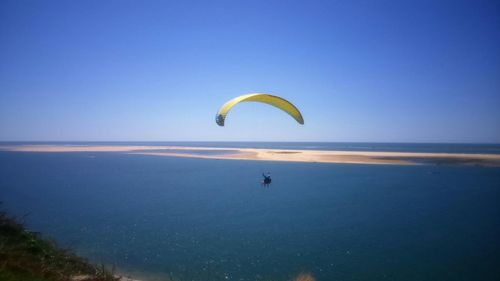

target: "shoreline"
[2,145,500,166]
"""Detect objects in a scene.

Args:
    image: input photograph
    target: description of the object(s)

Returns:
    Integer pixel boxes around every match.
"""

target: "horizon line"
[1,140,500,145]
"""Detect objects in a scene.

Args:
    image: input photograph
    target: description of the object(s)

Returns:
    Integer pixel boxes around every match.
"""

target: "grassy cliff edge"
[0,205,121,281]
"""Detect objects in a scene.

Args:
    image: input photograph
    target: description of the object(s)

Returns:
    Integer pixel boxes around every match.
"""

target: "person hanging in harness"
[262,172,272,187]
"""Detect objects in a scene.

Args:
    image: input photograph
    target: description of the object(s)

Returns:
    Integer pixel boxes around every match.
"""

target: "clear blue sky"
[1,0,499,142]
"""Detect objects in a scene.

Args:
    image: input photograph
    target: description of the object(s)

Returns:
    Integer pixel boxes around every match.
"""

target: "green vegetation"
[0,205,117,281]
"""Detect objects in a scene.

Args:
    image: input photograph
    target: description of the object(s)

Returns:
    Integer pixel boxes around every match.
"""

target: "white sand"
[2,144,500,166]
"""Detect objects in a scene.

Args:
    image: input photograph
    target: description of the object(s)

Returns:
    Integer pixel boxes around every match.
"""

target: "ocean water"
[3,141,500,153]
[1,143,500,280]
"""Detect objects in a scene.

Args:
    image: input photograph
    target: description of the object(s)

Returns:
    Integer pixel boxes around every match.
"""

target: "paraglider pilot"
[262,172,272,187]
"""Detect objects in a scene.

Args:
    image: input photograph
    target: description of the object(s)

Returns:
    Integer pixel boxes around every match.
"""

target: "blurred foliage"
[0,203,117,281]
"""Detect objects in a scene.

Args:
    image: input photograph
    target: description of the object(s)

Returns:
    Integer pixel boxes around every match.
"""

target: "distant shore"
[2,144,500,166]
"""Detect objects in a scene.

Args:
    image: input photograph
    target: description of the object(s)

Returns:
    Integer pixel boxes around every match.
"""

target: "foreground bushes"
[0,205,117,281]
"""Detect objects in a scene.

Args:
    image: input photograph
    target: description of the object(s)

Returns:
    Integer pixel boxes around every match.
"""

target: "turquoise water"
[1,144,500,280]
[133,149,239,155]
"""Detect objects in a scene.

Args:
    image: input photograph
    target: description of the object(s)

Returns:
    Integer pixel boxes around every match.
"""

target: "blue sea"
[1,142,500,281]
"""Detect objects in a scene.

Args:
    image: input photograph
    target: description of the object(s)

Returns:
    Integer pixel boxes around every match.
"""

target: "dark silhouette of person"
[262,172,272,186]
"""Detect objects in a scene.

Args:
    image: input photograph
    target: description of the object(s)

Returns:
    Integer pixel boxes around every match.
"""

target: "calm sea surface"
[1,142,499,280]
[3,141,500,153]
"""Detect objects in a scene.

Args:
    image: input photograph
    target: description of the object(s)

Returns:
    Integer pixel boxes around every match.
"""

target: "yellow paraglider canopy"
[216,93,304,126]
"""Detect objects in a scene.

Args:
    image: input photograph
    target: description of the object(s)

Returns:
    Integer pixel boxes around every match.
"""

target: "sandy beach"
[2,145,500,166]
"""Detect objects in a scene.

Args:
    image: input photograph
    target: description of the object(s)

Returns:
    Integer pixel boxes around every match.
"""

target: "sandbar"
[2,144,500,166]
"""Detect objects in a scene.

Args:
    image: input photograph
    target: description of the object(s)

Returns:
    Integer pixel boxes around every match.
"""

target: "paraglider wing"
[215,93,304,126]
